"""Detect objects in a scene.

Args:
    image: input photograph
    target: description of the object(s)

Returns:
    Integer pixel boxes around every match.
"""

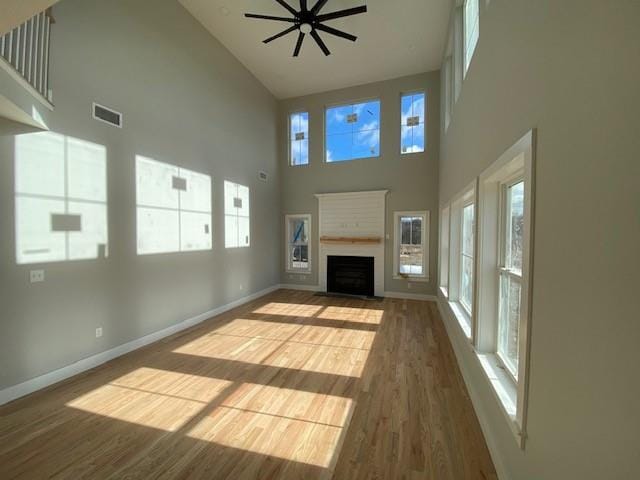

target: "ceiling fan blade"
[316,5,367,22]
[311,0,330,15]
[263,25,298,43]
[244,13,296,22]
[293,32,305,57]
[310,30,331,56]
[300,0,308,13]
[315,24,357,41]
[274,0,298,16]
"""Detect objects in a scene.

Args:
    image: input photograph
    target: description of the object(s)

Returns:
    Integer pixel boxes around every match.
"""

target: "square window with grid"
[325,100,380,162]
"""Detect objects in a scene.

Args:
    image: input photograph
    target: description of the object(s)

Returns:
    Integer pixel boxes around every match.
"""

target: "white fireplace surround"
[315,190,388,297]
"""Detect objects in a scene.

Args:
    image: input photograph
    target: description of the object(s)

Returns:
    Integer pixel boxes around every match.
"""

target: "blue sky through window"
[326,100,380,162]
[289,112,309,166]
[401,92,426,154]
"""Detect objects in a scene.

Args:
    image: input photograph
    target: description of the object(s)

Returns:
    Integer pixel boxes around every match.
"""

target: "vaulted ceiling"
[180,0,452,99]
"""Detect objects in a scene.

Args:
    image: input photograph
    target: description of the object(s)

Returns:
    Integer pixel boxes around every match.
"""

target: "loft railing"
[0,9,54,103]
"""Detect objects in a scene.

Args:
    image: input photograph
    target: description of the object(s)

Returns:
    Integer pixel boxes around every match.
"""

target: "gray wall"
[0,0,280,390]
[439,1,640,479]
[279,72,440,296]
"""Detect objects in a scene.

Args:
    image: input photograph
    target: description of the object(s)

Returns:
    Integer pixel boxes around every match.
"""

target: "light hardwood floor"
[0,290,496,479]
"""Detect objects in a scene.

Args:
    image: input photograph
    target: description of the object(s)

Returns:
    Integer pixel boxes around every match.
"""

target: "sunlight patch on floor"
[252,302,324,317]
[317,306,384,324]
[66,382,219,431]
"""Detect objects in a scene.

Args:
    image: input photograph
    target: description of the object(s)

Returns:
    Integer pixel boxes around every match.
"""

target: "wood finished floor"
[0,290,496,480]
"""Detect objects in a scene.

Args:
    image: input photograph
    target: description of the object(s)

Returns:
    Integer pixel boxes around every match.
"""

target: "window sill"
[438,286,448,298]
[285,270,311,275]
[448,301,472,338]
[475,352,524,447]
[393,275,429,283]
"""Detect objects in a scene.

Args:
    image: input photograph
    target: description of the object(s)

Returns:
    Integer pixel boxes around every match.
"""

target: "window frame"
[285,213,312,274]
[288,110,310,167]
[459,200,475,316]
[324,97,382,164]
[400,90,426,155]
[393,210,429,281]
[438,205,450,296]
[475,129,536,449]
[446,181,477,339]
[463,0,480,75]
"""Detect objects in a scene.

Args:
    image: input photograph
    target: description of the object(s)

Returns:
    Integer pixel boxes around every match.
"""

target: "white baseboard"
[384,291,437,301]
[436,295,510,480]
[0,284,280,407]
[278,284,437,302]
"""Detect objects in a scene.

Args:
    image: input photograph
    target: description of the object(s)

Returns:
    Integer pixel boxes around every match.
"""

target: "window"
[394,211,429,279]
[464,0,480,74]
[439,206,450,294]
[445,183,476,338]
[224,180,250,248]
[498,180,524,377]
[475,130,535,447]
[15,132,108,264]
[136,156,212,255]
[325,99,380,162]
[285,214,311,273]
[443,56,452,131]
[401,92,425,154]
[289,112,309,166]
[460,202,475,314]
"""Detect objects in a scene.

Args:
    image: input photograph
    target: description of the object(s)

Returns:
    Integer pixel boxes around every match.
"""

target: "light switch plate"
[95,327,103,338]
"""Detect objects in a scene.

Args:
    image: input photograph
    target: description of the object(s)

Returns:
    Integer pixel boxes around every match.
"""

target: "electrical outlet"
[30,270,45,283]
[95,327,103,338]
[239,284,244,291]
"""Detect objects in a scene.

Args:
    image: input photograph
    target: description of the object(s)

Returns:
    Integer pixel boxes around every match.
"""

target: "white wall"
[439,1,640,479]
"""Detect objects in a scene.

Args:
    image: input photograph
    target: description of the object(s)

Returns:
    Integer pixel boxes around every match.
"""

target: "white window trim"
[476,129,536,449]
[446,181,477,339]
[324,97,382,164]
[285,213,312,274]
[288,110,309,167]
[438,205,450,297]
[393,210,429,281]
[400,90,426,155]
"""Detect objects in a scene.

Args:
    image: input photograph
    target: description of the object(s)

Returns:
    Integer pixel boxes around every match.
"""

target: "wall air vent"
[258,171,268,182]
[92,102,122,128]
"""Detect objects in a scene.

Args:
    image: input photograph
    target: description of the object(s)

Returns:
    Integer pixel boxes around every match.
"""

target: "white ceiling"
[179,0,452,99]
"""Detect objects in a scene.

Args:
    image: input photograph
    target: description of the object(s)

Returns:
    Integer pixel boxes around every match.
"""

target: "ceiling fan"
[244,0,367,57]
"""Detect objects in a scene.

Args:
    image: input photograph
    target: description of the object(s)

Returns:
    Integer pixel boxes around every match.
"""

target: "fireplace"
[327,255,375,297]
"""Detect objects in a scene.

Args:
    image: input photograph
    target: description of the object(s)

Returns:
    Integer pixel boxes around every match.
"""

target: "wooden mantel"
[320,236,382,245]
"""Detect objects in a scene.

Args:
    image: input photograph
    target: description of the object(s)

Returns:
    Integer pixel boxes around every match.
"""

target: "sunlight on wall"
[15,132,108,264]
[136,156,212,255]
[224,180,250,248]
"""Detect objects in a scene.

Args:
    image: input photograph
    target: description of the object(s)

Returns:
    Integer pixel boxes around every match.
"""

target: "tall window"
[289,112,309,166]
[401,92,425,154]
[464,0,479,74]
[460,202,475,314]
[439,206,450,294]
[498,180,524,377]
[136,156,212,255]
[325,99,380,162]
[394,211,429,279]
[224,181,250,248]
[15,132,108,264]
[286,214,311,273]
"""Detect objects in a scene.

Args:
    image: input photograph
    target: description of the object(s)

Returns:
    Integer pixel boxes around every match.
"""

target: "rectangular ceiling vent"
[258,171,268,182]
[92,102,122,128]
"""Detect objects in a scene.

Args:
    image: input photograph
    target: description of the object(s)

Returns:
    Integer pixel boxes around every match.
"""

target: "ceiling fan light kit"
[245,0,367,57]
